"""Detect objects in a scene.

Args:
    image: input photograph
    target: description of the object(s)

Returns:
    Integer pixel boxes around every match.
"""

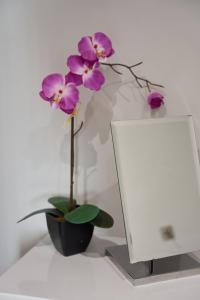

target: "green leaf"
[65,204,100,224]
[48,196,75,214]
[92,209,114,228]
[17,208,62,223]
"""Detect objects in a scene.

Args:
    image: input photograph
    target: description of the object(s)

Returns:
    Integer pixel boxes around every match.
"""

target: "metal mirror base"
[105,245,200,285]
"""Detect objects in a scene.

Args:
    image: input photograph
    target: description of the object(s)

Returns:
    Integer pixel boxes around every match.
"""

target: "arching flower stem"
[100,61,164,90]
[69,116,75,211]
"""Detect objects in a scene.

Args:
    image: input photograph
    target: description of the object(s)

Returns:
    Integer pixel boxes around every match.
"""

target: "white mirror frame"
[111,116,200,263]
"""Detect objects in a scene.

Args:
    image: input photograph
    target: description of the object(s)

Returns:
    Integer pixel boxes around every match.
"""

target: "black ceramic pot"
[46,213,94,256]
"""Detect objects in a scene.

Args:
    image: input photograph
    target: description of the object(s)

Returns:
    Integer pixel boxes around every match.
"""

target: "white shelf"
[0,235,200,300]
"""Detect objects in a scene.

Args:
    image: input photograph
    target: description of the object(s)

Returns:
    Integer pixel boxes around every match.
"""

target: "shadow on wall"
[84,67,121,144]
[28,110,69,169]
[92,184,126,237]
[73,66,166,237]
[77,68,121,189]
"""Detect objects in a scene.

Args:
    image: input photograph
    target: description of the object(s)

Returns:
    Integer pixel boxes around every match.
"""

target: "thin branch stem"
[130,62,143,68]
[146,80,151,92]
[101,61,143,69]
[101,61,164,90]
[74,121,83,137]
[110,65,122,75]
[69,116,75,211]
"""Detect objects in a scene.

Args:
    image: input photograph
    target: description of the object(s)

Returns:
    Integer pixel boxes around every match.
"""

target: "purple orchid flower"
[78,32,114,62]
[39,73,79,114]
[147,92,164,109]
[65,72,83,87]
[66,55,105,91]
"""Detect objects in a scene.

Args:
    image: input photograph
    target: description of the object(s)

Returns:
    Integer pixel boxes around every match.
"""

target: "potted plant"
[18,32,164,256]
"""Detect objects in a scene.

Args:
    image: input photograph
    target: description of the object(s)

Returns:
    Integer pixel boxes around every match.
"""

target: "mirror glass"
[111,116,200,263]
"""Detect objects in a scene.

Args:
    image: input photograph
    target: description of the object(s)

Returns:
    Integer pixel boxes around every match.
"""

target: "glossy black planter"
[46,213,94,256]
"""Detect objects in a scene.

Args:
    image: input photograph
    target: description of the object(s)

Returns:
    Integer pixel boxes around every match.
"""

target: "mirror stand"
[106,245,200,285]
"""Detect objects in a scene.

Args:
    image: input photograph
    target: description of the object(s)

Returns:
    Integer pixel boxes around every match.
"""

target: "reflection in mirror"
[111,116,200,263]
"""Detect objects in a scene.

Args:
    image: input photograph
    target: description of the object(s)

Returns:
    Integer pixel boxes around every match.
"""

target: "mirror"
[111,116,200,263]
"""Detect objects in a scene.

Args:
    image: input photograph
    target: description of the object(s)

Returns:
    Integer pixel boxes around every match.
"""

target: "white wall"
[1,0,200,274]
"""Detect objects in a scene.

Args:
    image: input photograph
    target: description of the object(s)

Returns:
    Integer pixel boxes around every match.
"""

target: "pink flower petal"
[67,55,85,75]
[59,100,75,114]
[93,32,114,58]
[39,91,51,101]
[83,69,105,91]
[63,83,79,105]
[78,36,97,62]
[51,102,59,109]
[147,92,164,109]
[65,72,83,86]
[59,83,79,114]
[107,48,115,57]
[42,74,64,98]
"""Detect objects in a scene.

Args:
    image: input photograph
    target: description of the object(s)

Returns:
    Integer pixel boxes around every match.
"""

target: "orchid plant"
[18,32,164,228]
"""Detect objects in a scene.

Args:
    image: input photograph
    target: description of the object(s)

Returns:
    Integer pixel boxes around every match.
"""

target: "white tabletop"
[0,235,200,300]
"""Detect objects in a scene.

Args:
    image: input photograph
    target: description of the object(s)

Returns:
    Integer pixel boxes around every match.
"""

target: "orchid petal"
[108,48,115,57]
[65,72,83,86]
[78,36,97,62]
[51,102,59,109]
[39,91,51,101]
[42,74,64,98]
[147,92,164,109]
[63,83,79,105]
[67,55,85,75]
[93,32,114,58]
[83,69,105,91]
[59,100,75,114]
[59,83,79,114]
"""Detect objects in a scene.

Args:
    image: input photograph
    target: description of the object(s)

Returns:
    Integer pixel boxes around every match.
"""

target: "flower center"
[84,68,89,74]
[94,44,98,49]
[97,50,103,58]
[53,88,64,103]
[53,97,60,103]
